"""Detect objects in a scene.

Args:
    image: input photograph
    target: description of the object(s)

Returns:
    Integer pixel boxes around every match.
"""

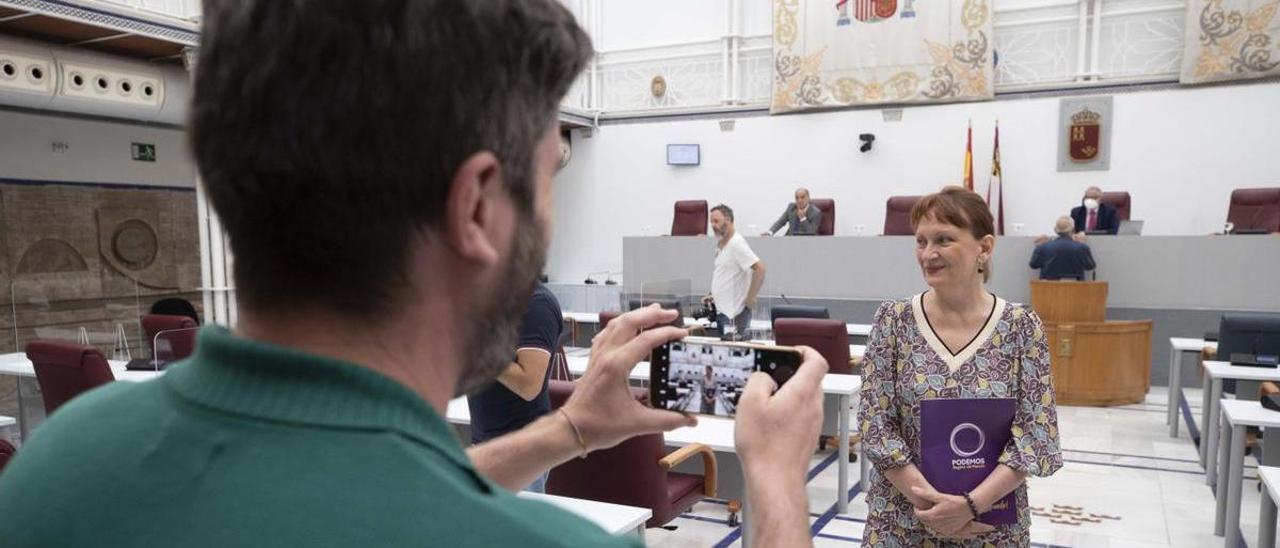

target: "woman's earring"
[977,257,986,274]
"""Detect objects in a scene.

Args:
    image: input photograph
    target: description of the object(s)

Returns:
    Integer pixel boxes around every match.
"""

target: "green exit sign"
[131,142,156,162]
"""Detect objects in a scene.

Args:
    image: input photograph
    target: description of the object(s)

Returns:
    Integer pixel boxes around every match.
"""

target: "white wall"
[547,81,1280,281]
[0,109,196,187]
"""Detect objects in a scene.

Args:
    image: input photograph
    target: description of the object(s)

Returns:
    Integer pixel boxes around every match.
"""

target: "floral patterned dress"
[857,293,1063,547]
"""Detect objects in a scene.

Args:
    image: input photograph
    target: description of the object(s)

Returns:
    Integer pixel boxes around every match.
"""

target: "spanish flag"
[963,121,973,190]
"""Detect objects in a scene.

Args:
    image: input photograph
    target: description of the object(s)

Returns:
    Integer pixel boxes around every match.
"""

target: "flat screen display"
[667,144,700,166]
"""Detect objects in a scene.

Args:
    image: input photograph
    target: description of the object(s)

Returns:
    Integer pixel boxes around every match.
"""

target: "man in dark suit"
[1031,217,1097,280]
[1070,186,1119,235]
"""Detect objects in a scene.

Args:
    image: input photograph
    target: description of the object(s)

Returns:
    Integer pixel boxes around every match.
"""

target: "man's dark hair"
[190,0,591,318]
[711,204,734,222]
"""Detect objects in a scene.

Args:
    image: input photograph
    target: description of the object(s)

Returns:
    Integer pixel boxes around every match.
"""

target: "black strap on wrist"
[962,492,981,520]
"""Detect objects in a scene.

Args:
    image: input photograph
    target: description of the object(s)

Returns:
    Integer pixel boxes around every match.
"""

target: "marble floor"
[645,387,1258,547]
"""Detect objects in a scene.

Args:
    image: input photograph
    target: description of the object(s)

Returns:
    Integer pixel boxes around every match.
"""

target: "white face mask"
[1083,198,1100,210]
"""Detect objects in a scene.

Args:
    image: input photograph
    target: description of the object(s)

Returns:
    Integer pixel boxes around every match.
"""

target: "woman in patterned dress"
[858,186,1062,546]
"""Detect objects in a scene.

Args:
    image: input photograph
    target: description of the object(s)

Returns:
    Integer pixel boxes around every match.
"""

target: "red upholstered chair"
[773,318,861,456]
[1101,191,1131,221]
[1227,188,1280,233]
[813,198,835,236]
[884,195,922,236]
[774,318,853,375]
[671,200,708,236]
[25,340,115,415]
[598,310,621,330]
[545,380,717,528]
[141,314,198,358]
[0,439,16,473]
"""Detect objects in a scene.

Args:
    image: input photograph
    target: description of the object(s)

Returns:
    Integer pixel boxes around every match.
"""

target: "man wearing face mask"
[1070,186,1120,236]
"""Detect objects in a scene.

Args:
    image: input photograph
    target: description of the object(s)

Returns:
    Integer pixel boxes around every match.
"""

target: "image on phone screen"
[649,340,799,417]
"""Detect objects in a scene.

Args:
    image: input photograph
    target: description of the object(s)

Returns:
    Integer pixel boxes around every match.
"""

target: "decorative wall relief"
[15,239,89,274]
[771,0,995,114]
[96,209,177,289]
[1181,0,1280,84]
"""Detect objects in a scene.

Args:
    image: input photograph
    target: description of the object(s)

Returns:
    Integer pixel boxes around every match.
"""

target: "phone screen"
[649,340,801,417]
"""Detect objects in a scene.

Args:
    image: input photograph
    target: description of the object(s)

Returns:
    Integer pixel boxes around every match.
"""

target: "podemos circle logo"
[949,423,985,457]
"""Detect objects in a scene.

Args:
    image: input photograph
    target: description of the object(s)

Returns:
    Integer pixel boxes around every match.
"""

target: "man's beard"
[713,226,725,238]
[454,216,547,397]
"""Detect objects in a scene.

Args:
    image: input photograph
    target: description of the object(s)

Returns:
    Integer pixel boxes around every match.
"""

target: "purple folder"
[919,397,1018,525]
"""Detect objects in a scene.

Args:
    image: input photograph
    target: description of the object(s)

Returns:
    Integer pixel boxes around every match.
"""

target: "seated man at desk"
[1071,186,1119,235]
[1030,216,1097,280]
[763,187,821,236]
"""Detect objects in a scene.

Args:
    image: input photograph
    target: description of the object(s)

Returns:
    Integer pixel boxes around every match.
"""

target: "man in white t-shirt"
[704,204,766,338]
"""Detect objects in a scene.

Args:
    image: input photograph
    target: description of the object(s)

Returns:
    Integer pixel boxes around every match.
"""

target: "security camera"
[859,133,875,153]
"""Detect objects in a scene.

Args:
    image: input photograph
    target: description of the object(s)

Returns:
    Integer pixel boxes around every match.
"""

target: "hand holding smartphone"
[649,339,802,417]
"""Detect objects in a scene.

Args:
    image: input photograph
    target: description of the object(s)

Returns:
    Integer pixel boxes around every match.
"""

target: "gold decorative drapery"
[771,0,995,114]
[1181,0,1280,84]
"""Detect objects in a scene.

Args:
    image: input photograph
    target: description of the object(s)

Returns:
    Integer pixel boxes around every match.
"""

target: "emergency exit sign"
[131,142,156,162]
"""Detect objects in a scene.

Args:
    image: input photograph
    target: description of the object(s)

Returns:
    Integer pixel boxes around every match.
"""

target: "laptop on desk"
[125,357,166,371]
[1116,220,1144,235]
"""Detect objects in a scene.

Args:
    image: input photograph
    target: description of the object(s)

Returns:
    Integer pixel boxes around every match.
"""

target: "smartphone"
[649,339,802,417]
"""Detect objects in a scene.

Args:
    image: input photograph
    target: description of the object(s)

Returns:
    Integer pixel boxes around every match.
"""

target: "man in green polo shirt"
[0,1,828,546]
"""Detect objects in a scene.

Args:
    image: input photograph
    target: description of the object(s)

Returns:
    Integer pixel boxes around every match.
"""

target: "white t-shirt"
[711,232,760,317]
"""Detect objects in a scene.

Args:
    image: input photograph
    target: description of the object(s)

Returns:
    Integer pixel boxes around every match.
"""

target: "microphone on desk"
[780,294,793,304]
[583,270,607,284]
[604,271,621,285]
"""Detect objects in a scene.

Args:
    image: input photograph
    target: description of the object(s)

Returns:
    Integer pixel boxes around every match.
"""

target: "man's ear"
[443,151,503,265]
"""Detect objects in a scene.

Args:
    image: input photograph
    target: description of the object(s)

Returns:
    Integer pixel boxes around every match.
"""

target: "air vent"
[59,61,162,107]
[0,52,55,95]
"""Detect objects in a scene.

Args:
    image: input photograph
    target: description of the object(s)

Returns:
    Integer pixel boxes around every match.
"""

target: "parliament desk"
[623,235,1280,388]
[1167,337,1217,438]
[0,353,157,439]
[562,311,871,338]
[1214,400,1280,547]
[1201,361,1280,481]
[519,492,651,539]
[561,352,864,514]
[447,366,862,512]
[1258,466,1280,548]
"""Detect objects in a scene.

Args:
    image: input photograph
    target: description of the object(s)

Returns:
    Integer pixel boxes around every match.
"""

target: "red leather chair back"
[141,314,198,356]
[1101,192,1131,221]
[153,327,199,363]
[0,439,16,474]
[1227,188,1280,233]
[598,310,620,330]
[884,195,922,236]
[671,200,708,236]
[774,318,852,375]
[813,198,835,236]
[545,380,690,526]
[25,340,115,414]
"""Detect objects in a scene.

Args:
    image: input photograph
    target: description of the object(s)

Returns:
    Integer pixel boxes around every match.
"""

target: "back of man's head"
[1054,216,1074,237]
[190,0,590,319]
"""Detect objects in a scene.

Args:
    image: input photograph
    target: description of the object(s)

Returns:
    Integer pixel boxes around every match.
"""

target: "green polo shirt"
[0,327,637,547]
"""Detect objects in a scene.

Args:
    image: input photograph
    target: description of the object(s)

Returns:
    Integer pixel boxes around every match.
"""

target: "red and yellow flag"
[962,121,973,190]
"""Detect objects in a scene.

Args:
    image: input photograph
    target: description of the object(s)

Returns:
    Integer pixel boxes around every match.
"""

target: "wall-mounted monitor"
[667,144,700,166]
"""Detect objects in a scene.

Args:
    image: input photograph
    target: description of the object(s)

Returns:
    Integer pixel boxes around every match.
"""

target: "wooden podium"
[1030,281,1152,407]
